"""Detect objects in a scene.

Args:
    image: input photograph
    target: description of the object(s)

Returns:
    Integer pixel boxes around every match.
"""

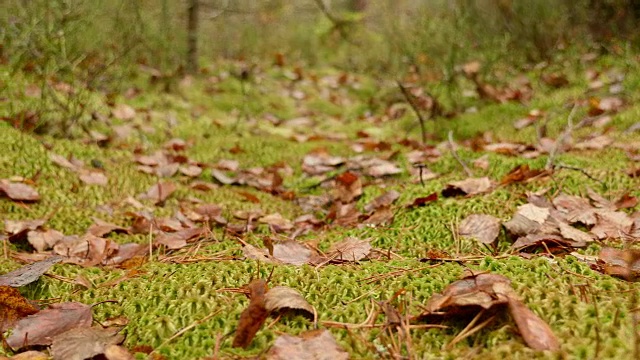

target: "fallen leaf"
[0,179,40,202]
[458,214,501,245]
[112,104,136,120]
[264,286,316,321]
[233,279,269,348]
[503,203,552,237]
[500,164,548,185]
[0,256,64,287]
[598,247,640,280]
[507,297,560,351]
[334,171,362,203]
[7,302,93,349]
[104,345,135,360]
[272,241,313,266]
[0,286,39,332]
[79,171,108,186]
[364,190,400,213]
[50,327,124,360]
[27,229,64,252]
[242,244,279,264]
[138,181,176,205]
[442,177,493,197]
[327,237,371,262]
[259,213,294,232]
[155,228,205,250]
[265,329,349,360]
[407,192,438,208]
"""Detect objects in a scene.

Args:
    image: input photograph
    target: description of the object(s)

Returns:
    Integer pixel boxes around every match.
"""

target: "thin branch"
[448,131,473,177]
[397,80,427,144]
[555,163,604,185]
[545,103,578,170]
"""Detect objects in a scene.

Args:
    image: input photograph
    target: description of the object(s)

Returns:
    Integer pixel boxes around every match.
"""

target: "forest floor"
[1,51,640,359]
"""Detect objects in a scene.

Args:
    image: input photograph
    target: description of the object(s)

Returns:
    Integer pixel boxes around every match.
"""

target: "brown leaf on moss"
[598,247,640,280]
[364,190,400,213]
[264,286,316,321]
[442,177,493,197]
[272,241,313,266]
[265,329,348,360]
[407,192,438,208]
[87,219,130,238]
[500,164,548,185]
[459,214,501,245]
[233,279,269,348]
[327,237,371,262]
[0,285,39,332]
[154,228,205,250]
[50,327,124,360]
[139,181,177,205]
[0,179,40,202]
[6,302,93,349]
[27,228,64,252]
[507,297,560,351]
[334,171,362,203]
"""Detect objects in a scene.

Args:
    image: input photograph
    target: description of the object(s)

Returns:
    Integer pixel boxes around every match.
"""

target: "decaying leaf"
[265,329,349,360]
[333,171,362,203]
[154,228,205,250]
[407,192,438,208]
[272,241,313,266]
[598,247,640,280]
[327,237,371,262]
[0,285,39,332]
[442,177,493,197]
[50,327,124,360]
[458,214,501,245]
[264,286,316,321]
[27,229,64,252]
[507,297,560,351]
[0,255,63,287]
[138,181,176,205]
[7,302,93,349]
[233,279,269,348]
[0,179,40,202]
[500,164,548,185]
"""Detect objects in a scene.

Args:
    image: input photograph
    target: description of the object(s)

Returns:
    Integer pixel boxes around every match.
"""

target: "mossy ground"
[1,54,640,359]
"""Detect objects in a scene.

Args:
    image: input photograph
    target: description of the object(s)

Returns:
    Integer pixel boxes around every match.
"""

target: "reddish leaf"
[233,279,269,348]
[407,192,438,208]
[334,171,362,203]
[500,164,548,185]
[0,286,39,332]
[6,302,93,349]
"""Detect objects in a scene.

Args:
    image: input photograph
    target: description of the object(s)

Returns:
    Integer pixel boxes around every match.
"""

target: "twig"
[397,81,427,144]
[446,311,496,350]
[312,0,357,45]
[448,131,473,177]
[545,103,578,170]
[554,163,604,185]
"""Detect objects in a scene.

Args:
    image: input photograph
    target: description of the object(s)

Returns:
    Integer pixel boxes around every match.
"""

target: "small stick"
[555,163,604,185]
[546,103,578,170]
[397,81,428,144]
[448,131,473,177]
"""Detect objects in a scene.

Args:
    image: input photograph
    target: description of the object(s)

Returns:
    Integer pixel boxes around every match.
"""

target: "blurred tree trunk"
[187,0,199,74]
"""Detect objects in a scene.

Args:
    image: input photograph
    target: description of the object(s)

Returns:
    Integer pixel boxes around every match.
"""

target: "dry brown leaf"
[0,179,40,202]
[327,237,371,262]
[259,213,294,232]
[458,214,501,245]
[242,243,279,264]
[104,345,135,360]
[79,171,108,186]
[407,192,438,209]
[88,219,130,238]
[364,190,400,213]
[27,229,64,252]
[6,302,93,349]
[265,329,348,360]
[590,210,633,239]
[442,177,493,197]
[334,171,362,203]
[154,228,205,250]
[264,286,316,321]
[112,104,136,120]
[0,256,63,287]
[507,297,560,351]
[0,286,39,332]
[233,279,269,348]
[138,181,176,205]
[503,203,552,237]
[272,241,313,266]
[500,164,548,185]
[0,351,49,360]
[598,247,640,280]
[50,327,124,360]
